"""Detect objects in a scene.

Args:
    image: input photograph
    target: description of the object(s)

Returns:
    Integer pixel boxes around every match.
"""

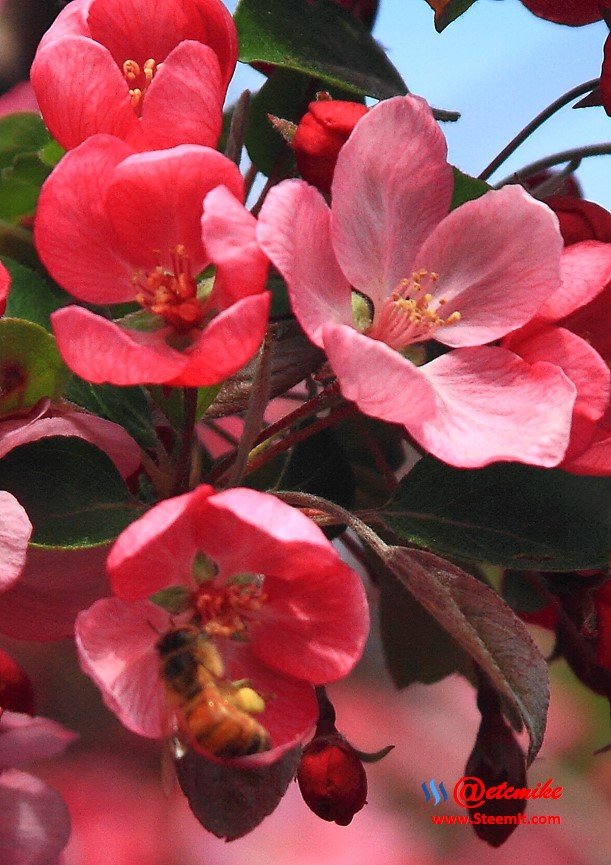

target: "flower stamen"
[195,580,267,640]
[133,246,205,332]
[122,58,162,115]
[368,269,460,350]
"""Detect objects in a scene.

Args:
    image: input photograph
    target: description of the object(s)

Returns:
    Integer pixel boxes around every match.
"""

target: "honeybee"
[156,625,271,759]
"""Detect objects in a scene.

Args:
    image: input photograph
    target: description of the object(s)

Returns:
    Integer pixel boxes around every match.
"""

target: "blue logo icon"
[421,779,448,805]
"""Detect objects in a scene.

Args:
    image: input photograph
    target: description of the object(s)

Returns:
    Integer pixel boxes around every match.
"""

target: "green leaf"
[378,459,611,571]
[0,219,39,270]
[65,378,157,450]
[0,114,51,168]
[2,256,71,330]
[433,0,480,32]
[0,436,141,547]
[0,317,70,414]
[279,425,355,509]
[245,68,305,177]
[450,166,490,210]
[235,0,407,100]
[379,546,549,764]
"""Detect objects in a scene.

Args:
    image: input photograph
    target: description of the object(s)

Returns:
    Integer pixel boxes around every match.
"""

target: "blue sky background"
[227,0,611,207]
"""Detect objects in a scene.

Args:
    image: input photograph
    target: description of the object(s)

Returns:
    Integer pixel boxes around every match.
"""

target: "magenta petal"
[134,42,223,150]
[31,37,136,150]
[416,186,564,346]
[417,346,576,467]
[75,597,171,738]
[35,135,134,304]
[0,543,110,641]
[537,240,611,323]
[0,261,9,314]
[37,0,91,50]
[51,308,187,385]
[331,95,453,309]
[0,492,31,593]
[219,644,317,760]
[0,409,140,478]
[257,180,353,348]
[322,323,438,424]
[562,424,611,476]
[202,186,269,307]
[511,325,610,462]
[0,712,77,769]
[108,486,214,601]
[105,145,243,271]
[0,769,71,865]
[173,294,271,387]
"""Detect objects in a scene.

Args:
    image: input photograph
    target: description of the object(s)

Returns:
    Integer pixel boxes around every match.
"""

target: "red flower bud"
[543,195,611,246]
[292,101,368,194]
[0,648,34,715]
[297,733,367,825]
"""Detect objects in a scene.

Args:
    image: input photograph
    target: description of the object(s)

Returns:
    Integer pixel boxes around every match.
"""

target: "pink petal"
[203,488,370,683]
[536,240,611,323]
[0,769,71,865]
[172,294,271,387]
[36,0,91,50]
[133,42,223,150]
[418,346,576,467]
[0,408,140,478]
[202,186,269,307]
[0,544,110,641]
[105,145,244,272]
[0,712,77,769]
[31,37,136,150]
[217,644,317,761]
[51,308,188,385]
[0,261,9,315]
[0,492,31,593]
[510,325,610,460]
[562,424,611,476]
[321,323,438,424]
[257,180,353,348]
[107,486,214,601]
[75,597,171,738]
[34,135,134,304]
[331,95,453,309]
[416,186,564,346]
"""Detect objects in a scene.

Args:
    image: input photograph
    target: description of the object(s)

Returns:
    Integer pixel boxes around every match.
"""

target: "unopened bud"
[297,733,367,825]
[291,101,368,194]
[0,648,34,715]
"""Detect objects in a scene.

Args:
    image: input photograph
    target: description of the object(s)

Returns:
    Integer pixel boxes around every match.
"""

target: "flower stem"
[478,78,600,182]
[495,142,611,188]
[224,89,251,166]
[171,387,198,496]
[224,331,273,488]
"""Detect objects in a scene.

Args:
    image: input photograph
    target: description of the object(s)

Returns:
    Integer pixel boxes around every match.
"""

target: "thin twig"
[478,78,600,181]
[224,90,251,166]
[171,387,198,496]
[224,331,273,488]
[495,143,611,188]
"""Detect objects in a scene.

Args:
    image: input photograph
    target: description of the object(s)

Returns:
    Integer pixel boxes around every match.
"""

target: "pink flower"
[258,95,576,468]
[30,0,237,151]
[35,136,270,387]
[0,399,141,640]
[75,485,369,763]
[0,262,9,316]
[0,82,39,119]
[518,0,602,26]
[504,241,611,475]
[0,709,77,865]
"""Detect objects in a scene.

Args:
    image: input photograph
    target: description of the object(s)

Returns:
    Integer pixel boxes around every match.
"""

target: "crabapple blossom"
[518,0,602,25]
[30,0,237,151]
[35,137,270,387]
[75,485,369,762]
[504,241,611,475]
[258,95,576,469]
